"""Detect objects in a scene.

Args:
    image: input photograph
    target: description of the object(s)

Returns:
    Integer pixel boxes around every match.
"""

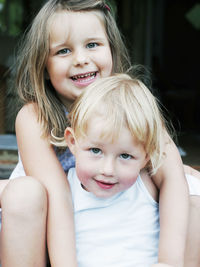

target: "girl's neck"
[59,95,74,111]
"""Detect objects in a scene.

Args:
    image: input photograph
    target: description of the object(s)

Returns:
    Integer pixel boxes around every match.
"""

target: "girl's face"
[66,115,149,199]
[46,11,113,107]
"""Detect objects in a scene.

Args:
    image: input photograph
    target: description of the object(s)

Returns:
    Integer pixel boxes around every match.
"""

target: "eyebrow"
[85,36,108,44]
[50,35,107,50]
[86,36,107,41]
[50,41,67,50]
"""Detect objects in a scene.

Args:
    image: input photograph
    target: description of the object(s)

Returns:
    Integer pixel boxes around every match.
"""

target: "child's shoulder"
[15,103,42,135]
[15,102,51,151]
[16,103,38,123]
[140,169,159,202]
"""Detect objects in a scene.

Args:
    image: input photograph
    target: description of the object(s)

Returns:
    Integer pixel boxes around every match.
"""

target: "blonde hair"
[15,0,131,137]
[67,73,168,174]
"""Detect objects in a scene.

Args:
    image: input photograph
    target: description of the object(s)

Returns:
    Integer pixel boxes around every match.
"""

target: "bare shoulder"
[14,103,67,184]
[16,103,38,126]
[15,103,44,138]
[140,169,159,202]
[15,102,48,149]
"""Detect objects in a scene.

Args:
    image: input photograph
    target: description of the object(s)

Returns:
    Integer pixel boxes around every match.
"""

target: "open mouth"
[71,72,97,82]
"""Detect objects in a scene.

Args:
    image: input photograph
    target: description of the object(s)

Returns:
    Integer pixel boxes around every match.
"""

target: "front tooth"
[74,72,95,79]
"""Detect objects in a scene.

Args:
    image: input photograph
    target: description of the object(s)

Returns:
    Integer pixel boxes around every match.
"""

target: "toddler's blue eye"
[120,153,132,160]
[90,148,101,155]
[57,48,71,55]
[87,43,98,49]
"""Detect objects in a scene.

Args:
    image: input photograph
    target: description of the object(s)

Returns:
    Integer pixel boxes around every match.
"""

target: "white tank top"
[68,168,160,267]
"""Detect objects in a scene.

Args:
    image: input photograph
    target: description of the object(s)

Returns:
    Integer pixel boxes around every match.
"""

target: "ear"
[65,127,76,155]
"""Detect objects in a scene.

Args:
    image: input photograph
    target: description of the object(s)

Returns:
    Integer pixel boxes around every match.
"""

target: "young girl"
[0,0,199,266]
[62,73,182,266]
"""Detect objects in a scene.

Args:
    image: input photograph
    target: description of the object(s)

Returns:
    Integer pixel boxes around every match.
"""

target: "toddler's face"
[46,11,113,108]
[66,115,149,199]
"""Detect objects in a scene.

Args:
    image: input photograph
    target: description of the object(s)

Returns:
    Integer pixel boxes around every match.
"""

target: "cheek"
[98,49,113,74]
[119,168,139,189]
[105,52,113,72]
[121,176,138,189]
[75,161,94,185]
[47,59,65,77]
[46,59,55,75]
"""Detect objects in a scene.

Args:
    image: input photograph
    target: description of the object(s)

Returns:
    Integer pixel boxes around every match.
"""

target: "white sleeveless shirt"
[68,168,160,267]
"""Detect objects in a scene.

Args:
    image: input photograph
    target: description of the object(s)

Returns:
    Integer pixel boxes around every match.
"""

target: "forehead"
[83,112,124,142]
[49,10,106,45]
[82,114,144,150]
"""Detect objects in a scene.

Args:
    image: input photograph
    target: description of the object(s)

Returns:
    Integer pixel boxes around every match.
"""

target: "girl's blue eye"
[86,43,98,49]
[90,148,101,155]
[120,153,132,160]
[57,48,71,55]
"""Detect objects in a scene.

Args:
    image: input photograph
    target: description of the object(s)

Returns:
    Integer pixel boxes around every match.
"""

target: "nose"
[100,157,115,177]
[73,49,89,67]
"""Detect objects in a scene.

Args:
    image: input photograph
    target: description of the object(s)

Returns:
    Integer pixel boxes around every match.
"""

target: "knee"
[1,177,47,220]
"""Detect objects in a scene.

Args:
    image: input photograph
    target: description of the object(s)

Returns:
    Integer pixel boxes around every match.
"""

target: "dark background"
[0,0,200,166]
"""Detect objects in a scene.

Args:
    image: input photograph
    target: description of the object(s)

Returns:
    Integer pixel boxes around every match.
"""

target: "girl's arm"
[152,130,189,267]
[15,103,77,267]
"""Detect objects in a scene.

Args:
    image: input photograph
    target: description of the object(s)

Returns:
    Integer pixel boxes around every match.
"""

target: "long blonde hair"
[15,0,131,138]
[67,74,168,174]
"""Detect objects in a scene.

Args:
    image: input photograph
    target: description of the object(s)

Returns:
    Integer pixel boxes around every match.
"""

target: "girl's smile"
[70,71,98,87]
[46,11,113,107]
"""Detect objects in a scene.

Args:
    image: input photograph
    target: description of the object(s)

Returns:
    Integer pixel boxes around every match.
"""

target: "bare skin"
[0,177,47,267]
[0,104,77,267]
[0,162,200,266]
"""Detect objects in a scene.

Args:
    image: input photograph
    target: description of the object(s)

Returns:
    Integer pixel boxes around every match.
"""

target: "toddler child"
[61,73,199,266]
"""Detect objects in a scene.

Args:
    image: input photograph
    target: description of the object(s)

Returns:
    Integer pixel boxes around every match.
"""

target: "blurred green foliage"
[0,0,23,36]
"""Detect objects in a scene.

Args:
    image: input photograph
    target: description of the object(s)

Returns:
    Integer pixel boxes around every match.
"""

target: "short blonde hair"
[68,73,167,174]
